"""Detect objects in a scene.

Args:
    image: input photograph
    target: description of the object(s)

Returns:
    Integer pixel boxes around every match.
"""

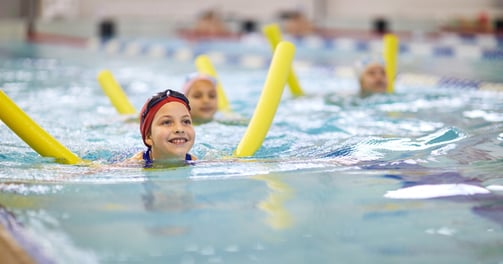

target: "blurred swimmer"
[182,73,218,124]
[354,55,388,97]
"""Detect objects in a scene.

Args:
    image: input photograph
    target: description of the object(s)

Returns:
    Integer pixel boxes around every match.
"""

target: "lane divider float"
[262,23,305,97]
[97,70,137,114]
[233,41,296,157]
[383,34,399,94]
[0,90,82,164]
[195,55,232,113]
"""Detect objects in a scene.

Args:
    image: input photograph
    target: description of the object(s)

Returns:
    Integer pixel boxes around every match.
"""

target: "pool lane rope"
[233,41,296,157]
[97,70,137,115]
[0,90,82,164]
[383,33,399,94]
[195,55,232,113]
[262,23,305,97]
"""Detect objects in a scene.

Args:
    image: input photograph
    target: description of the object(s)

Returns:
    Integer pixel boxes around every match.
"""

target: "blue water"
[0,41,503,264]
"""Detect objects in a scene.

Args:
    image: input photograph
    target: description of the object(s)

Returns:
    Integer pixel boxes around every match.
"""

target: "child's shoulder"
[125,151,144,163]
[188,154,198,161]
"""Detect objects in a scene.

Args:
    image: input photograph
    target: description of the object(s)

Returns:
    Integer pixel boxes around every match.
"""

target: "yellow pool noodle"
[0,90,81,164]
[383,34,399,94]
[97,70,137,114]
[233,41,295,157]
[254,174,294,230]
[262,23,305,97]
[194,55,231,112]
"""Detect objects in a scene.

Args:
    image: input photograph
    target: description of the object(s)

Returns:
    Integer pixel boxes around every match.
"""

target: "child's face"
[186,80,218,124]
[360,63,387,96]
[145,102,195,160]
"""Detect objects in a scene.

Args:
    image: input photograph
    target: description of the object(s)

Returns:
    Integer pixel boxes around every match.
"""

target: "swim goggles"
[140,89,191,123]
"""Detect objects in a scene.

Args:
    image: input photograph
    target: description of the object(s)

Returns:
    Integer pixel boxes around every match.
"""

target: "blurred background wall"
[1,0,502,39]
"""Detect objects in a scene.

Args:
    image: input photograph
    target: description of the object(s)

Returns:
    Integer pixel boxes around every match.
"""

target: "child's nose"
[174,122,184,133]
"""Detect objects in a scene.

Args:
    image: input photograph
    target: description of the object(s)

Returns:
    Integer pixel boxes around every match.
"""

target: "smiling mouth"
[169,138,188,144]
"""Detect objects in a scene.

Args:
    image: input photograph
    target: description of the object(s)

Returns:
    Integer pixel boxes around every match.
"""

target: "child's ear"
[145,133,153,147]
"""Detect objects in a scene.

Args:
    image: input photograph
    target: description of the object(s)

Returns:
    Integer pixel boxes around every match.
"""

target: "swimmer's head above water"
[354,55,388,97]
[182,73,218,124]
[139,89,195,162]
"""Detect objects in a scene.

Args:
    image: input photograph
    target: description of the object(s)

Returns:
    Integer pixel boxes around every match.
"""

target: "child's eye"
[161,120,172,125]
[183,119,192,125]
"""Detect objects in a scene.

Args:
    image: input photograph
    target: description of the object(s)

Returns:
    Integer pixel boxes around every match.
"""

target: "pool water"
[1,41,503,264]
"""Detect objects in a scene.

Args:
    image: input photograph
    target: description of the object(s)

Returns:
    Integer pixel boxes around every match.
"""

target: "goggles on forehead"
[141,89,190,123]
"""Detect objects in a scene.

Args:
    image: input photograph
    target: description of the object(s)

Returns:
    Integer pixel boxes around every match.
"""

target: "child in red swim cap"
[129,89,196,166]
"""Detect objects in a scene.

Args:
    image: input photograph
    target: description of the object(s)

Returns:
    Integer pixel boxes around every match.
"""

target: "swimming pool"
[1,39,503,263]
